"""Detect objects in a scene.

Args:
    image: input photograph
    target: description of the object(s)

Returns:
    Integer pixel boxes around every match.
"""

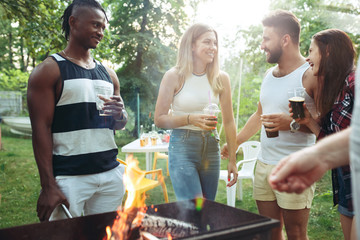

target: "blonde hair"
[175,23,223,95]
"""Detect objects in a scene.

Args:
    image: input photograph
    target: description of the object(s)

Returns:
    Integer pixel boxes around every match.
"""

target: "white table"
[121,138,169,174]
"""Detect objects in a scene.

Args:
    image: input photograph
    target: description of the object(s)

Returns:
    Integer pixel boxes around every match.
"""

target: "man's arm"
[236,101,263,145]
[269,127,351,193]
[221,102,262,158]
[27,58,68,221]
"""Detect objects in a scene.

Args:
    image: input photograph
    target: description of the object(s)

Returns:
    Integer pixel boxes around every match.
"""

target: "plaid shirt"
[318,71,355,212]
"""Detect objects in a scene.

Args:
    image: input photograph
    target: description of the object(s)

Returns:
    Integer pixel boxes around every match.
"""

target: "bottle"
[140,125,146,147]
[140,125,144,136]
[150,124,158,146]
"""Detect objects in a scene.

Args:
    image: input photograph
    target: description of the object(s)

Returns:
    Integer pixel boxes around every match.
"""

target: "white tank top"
[172,74,219,131]
[259,63,316,165]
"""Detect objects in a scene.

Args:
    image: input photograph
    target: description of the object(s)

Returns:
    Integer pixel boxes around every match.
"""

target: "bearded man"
[222,10,318,240]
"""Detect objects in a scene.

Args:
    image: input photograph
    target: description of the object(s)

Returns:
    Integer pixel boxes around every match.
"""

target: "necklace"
[193,70,206,76]
[62,50,93,69]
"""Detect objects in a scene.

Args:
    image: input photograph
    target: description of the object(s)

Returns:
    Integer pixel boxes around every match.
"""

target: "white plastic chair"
[219,141,261,207]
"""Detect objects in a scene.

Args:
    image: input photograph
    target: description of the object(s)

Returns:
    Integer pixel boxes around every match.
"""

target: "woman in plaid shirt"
[292,29,356,240]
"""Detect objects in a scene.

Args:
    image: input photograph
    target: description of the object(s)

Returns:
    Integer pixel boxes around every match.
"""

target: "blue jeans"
[336,167,354,217]
[168,129,220,201]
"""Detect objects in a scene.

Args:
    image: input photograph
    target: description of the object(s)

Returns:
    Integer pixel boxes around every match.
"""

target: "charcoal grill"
[0,199,279,240]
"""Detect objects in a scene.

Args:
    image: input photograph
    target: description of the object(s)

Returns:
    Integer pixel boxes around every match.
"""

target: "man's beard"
[266,45,282,64]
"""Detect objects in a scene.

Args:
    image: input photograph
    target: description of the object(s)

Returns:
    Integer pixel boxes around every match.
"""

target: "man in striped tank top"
[27,0,127,222]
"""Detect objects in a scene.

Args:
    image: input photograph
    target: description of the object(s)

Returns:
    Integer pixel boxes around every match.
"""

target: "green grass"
[0,124,342,239]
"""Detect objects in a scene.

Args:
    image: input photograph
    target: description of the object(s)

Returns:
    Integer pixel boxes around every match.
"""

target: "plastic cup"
[203,103,220,142]
[93,85,112,116]
[203,103,220,125]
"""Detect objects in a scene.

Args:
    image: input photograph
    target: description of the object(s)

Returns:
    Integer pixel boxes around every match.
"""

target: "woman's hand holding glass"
[188,114,218,130]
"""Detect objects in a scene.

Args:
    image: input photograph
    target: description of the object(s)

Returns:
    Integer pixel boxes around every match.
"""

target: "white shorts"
[50,164,125,220]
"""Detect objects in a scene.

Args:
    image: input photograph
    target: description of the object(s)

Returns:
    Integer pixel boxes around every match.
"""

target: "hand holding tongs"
[61,204,73,218]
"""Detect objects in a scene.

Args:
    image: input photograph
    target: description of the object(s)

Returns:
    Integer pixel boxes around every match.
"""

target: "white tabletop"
[121,138,169,174]
[121,138,168,153]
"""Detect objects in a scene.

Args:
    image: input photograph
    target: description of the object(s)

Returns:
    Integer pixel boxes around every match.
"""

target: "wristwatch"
[290,119,300,133]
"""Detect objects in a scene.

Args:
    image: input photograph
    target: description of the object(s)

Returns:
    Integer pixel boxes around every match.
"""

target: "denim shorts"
[168,129,220,201]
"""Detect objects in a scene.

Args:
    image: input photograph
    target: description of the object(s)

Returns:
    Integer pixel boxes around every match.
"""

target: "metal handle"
[61,204,73,218]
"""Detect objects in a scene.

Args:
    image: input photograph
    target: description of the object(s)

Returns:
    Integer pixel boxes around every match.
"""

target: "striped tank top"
[51,53,119,177]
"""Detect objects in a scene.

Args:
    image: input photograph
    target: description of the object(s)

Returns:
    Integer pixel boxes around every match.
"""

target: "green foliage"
[0,0,67,72]
[267,0,360,56]
[103,0,188,136]
[0,69,29,113]
[0,69,28,93]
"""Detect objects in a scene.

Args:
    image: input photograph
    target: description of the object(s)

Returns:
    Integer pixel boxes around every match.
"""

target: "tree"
[103,0,188,136]
[222,0,360,136]
[0,0,67,72]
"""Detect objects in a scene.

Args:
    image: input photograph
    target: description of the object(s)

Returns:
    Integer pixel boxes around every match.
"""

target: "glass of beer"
[140,133,149,147]
[140,137,146,147]
[151,135,157,146]
[288,87,305,119]
[265,126,279,138]
[144,134,149,145]
[262,116,279,138]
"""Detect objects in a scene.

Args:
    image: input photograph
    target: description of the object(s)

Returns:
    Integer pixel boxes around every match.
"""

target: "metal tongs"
[61,204,73,219]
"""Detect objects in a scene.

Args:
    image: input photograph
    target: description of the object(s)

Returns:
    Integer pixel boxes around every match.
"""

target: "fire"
[104,154,147,240]
[123,155,146,209]
[104,155,188,240]
[105,226,112,240]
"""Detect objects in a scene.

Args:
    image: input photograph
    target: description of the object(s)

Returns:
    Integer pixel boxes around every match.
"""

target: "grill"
[0,199,279,240]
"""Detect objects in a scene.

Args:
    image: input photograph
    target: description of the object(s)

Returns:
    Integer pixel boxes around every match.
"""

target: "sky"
[194,0,269,40]
[191,0,270,60]
[190,0,360,58]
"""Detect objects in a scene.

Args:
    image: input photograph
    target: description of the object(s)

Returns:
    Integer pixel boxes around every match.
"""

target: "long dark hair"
[61,0,108,41]
[313,29,356,118]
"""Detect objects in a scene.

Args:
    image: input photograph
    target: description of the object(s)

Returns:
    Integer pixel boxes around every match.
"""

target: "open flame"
[123,155,146,210]
[104,155,172,240]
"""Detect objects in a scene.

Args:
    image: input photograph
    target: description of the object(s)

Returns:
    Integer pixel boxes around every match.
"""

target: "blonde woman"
[154,23,238,201]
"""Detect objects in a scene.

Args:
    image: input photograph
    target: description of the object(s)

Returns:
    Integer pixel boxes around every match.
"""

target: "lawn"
[0,124,343,239]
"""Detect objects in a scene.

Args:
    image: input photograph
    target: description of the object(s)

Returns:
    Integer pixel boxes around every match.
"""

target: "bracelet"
[187,114,190,125]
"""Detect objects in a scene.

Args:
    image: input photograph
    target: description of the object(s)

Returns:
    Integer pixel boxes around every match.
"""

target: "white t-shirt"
[172,74,219,131]
[259,63,316,165]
